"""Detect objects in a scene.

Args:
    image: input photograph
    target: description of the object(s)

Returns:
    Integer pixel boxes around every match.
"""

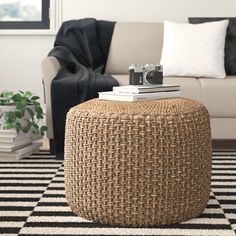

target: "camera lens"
[146,70,163,84]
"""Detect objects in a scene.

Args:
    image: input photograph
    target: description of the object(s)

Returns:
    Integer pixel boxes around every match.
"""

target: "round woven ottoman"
[64,98,212,227]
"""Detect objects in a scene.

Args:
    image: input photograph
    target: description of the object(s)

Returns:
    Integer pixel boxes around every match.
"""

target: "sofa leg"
[49,139,55,155]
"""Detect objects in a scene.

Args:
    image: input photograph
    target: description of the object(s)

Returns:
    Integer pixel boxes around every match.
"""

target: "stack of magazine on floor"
[98,84,181,102]
[0,129,42,161]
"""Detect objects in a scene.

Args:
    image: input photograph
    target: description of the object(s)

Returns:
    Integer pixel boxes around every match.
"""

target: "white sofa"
[41,22,236,142]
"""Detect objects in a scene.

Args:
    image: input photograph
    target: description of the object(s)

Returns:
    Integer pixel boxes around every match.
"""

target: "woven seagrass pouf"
[64,98,212,227]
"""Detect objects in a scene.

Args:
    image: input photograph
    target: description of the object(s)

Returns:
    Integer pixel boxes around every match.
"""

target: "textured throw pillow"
[189,17,236,75]
[160,20,229,78]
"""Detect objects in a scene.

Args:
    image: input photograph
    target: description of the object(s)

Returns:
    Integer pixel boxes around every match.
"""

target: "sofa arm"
[41,56,61,139]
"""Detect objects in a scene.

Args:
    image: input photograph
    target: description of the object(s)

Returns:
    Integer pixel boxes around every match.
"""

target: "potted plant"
[0,90,47,136]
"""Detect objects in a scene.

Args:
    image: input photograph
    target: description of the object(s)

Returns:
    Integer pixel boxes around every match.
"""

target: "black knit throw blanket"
[48,18,118,159]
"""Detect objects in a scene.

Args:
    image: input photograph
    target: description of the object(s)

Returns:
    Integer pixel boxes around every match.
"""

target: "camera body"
[129,64,163,85]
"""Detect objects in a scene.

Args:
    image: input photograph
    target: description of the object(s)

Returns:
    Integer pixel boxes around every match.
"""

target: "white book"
[0,129,42,142]
[99,90,181,102]
[0,129,31,140]
[0,138,32,152]
[0,129,24,136]
[0,129,17,135]
[0,142,42,161]
[0,136,21,142]
[113,84,180,94]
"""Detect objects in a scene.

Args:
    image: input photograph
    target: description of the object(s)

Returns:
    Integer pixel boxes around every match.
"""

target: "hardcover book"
[0,137,32,152]
[99,90,181,102]
[0,142,42,161]
[113,84,180,94]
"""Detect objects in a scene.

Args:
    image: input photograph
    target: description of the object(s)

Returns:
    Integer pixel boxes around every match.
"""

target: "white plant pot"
[0,104,34,131]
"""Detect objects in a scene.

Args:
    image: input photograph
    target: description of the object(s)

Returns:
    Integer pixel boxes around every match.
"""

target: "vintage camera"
[129,64,163,85]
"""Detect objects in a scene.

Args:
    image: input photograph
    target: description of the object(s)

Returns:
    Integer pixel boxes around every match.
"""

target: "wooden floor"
[40,137,50,151]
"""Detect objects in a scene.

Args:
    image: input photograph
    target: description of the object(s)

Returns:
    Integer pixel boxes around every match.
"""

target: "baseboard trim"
[212,139,236,152]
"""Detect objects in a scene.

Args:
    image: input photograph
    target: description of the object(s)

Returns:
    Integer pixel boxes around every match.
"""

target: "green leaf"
[15,111,23,118]
[21,97,28,104]
[0,91,13,104]
[0,100,7,105]
[24,91,32,97]
[35,107,43,114]
[5,111,15,119]
[40,126,48,136]
[26,107,34,118]
[4,123,14,129]
[36,114,43,119]
[15,122,21,133]
[31,96,40,101]
[32,123,39,129]
[33,101,40,106]
[3,91,13,97]
[12,94,22,102]
[16,102,25,111]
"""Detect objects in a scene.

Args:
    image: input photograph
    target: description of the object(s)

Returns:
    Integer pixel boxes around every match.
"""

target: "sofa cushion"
[111,75,129,86]
[106,23,163,74]
[160,20,229,79]
[163,77,202,102]
[211,118,236,139]
[199,76,236,118]
[189,18,236,75]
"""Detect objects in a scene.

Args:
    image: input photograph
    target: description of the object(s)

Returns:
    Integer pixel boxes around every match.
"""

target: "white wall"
[0,35,54,105]
[63,0,236,22]
[0,0,235,105]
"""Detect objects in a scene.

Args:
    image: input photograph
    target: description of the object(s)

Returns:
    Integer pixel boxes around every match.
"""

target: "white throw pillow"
[160,20,229,78]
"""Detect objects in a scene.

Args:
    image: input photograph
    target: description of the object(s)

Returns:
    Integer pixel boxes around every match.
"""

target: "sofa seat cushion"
[199,76,236,118]
[110,75,236,118]
[163,77,202,102]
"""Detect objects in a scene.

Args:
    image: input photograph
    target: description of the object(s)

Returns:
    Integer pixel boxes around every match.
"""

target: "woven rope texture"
[64,98,212,226]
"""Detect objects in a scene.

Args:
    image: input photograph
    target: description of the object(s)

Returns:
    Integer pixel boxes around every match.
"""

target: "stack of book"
[0,129,42,161]
[99,84,181,102]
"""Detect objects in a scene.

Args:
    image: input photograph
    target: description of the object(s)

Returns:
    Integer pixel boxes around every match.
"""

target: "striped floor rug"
[0,152,236,236]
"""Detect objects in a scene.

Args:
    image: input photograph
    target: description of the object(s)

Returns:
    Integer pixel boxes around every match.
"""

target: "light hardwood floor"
[40,137,50,151]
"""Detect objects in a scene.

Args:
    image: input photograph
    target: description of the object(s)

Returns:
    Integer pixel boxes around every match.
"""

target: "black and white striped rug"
[0,151,236,236]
